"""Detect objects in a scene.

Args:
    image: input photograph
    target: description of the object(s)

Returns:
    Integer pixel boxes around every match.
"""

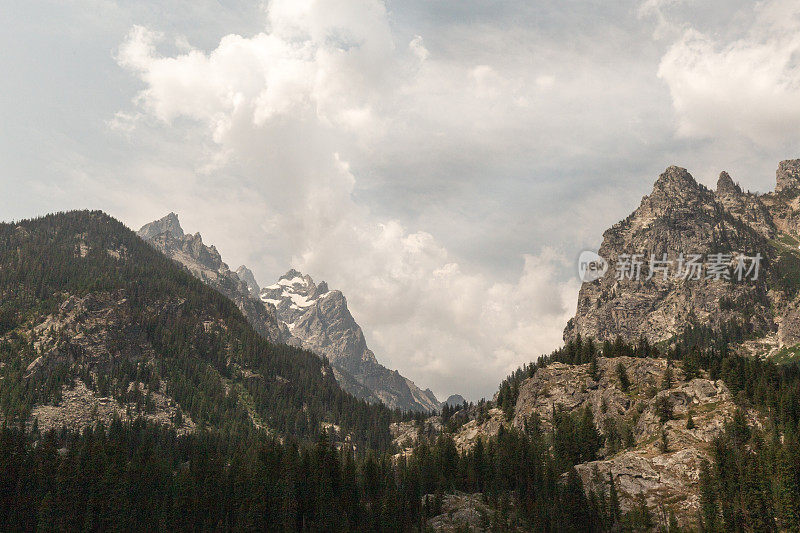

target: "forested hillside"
[3,210,800,531]
[0,211,394,450]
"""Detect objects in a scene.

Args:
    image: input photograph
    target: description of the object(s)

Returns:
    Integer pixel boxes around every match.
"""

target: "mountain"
[235,264,260,298]
[443,394,467,408]
[138,213,288,344]
[138,214,439,412]
[260,270,441,412]
[565,160,800,355]
[0,210,393,450]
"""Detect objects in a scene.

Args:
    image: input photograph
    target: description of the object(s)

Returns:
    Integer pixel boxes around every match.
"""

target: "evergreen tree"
[699,459,718,532]
[616,362,631,392]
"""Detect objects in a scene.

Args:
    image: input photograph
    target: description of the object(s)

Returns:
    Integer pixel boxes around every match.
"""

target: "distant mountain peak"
[236,265,260,297]
[138,214,286,344]
[137,212,184,241]
[280,268,304,281]
[260,270,439,411]
[139,216,438,412]
[443,394,467,408]
[652,165,702,195]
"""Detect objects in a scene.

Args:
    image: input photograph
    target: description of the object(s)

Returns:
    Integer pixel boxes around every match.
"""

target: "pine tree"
[616,362,630,392]
[699,459,718,532]
[655,395,673,423]
[662,363,674,390]
[777,432,800,530]
[589,352,599,382]
[658,429,669,454]
[608,472,621,528]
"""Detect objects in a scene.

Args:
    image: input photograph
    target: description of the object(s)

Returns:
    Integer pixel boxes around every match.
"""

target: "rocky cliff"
[0,211,394,449]
[138,214,287,343]
[566,160,800,353]
[396,355,762,528]
[261,270,441,412]
[139,215,439,412]
[514,357,762,527]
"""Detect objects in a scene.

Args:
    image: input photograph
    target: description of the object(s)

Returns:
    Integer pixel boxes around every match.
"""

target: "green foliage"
[552,407,603,471]
[662,363,674,390]
[658,429,669,454]
[655,395,673,423]
[0,211,394,450]
[616,362,630,392]
[769,238,800,296]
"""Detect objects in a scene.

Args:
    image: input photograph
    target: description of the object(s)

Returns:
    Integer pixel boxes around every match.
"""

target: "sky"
[3,0,800,401]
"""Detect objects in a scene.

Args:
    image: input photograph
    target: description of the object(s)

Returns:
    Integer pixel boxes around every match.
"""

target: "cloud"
[657,0,800,147]
[116,0,579,399]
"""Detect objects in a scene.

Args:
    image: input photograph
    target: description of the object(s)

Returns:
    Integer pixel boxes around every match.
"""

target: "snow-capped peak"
[260,270,329,314]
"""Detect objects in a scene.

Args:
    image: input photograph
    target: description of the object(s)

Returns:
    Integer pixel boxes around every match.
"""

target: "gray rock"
[138,212,184,241]
[138,214,286,343]
[565,162,789,344]
[235,265,260,297]
[513,357,758,528]
[776,159,800,194]
[261,270,440,412]
[443,394,467,408]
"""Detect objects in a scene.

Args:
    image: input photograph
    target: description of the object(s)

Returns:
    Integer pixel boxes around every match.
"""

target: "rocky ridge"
[23,292,197,434]
[394,356,761,528]
[565,160,800,352]
[260,269,441,412]
[139,214,440,412]
[138,214,287,343]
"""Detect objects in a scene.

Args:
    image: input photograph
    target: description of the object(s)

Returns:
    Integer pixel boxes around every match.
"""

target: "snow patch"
[289,293,314,308]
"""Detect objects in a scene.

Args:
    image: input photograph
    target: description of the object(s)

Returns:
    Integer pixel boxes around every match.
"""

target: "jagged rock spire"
[652,166,701,194]
[137,212,184,241]
[716,171,742,196]
[236,265,260,297]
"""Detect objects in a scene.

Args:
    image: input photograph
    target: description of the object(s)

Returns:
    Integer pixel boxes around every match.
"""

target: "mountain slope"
[566,160,800,353]
[138,214,439,412]
[137,213,288,344]
[260,270,441,412]
[0,210,393,449]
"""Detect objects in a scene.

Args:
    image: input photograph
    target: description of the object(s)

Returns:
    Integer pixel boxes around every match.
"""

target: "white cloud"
[116,0,579,399]
[657,0,800,147]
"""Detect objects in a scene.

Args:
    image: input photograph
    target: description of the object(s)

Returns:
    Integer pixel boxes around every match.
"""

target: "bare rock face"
[776,159,800,194]
[235,265,260,298]
[511,357,758,527]
[425,492,523,532]
[391,417,444,456]
[138,212,183,241]
[138,214,286,344]
[716,171,741,196]
[261,270,440,412]
[451,408,506,452]
[564,161,800,346]
[31,380,195,435]
[714,172,776,239]
[24,292,197,434]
